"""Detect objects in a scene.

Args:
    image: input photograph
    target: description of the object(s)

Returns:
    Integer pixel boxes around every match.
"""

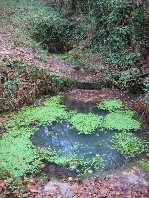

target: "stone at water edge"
[44,181,74,197]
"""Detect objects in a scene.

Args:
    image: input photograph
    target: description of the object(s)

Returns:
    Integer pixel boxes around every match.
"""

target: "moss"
[121,160,149,174]
[139,160,149,174]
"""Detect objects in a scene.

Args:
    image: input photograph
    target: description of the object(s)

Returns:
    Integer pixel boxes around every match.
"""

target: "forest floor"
[1,166,149,197]
[0,29,149,197]
[1,30,149,117]
[0,30,108,91]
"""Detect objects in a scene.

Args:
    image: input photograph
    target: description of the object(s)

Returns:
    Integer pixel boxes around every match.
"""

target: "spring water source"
[31,101,130,172]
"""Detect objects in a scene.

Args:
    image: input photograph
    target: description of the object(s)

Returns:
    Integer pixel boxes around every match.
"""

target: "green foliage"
[97,99,123,112]
[69,113,103,134]
[139,160,149,174]
[42,149,103,176]
[121,160,149,174]
[50,74,74,92]
[10,96,68,127]
[97,99,140,131]
[92,0,148,68]
[0,96,143,180]
[35,53,48,62]
[103,111,140,131]
[53,53,71,61]
[1,0,148,95]
[3,0,87,52]
[111,131,148,158]
[0,127,40,178]
[1,58,73,111]
[119,68,141,90]
[0,96,69,178]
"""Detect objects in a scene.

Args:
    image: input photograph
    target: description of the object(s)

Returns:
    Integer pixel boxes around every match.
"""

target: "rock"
[44,181,74,198]
[49,165,56,172]
[88,170,93,174]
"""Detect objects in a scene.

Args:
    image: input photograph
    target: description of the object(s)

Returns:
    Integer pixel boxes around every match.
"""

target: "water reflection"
[32,121,129,170]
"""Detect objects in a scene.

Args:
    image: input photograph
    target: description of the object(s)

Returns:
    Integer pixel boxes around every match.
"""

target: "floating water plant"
[111,131,148,158]
[0,96,143,179]
[69,113,103,134]
[42,149,103,175]
[0,127,40,178]
[10,96,68,127]
[103,112,141,131]
[97,99,141,131]
[96,99,123,112]
[0,96,69,178]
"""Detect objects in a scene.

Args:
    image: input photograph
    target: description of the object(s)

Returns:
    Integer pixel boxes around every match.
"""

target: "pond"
[32,122,130,171]
[31,101,130,173]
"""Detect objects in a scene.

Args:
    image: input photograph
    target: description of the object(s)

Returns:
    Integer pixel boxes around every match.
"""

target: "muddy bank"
[62,88,149,122]
[9,166,148,198]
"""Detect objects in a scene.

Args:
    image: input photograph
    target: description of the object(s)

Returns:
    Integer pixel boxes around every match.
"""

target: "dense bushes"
[91,0,149,68]
[0,60,73,112]
[3,0,149,68]
[33,0,149,84]
[34,13,88,52]
[0,0,149,112]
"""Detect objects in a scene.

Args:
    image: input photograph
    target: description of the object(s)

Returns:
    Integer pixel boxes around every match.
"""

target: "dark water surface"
[31,101,131,171]
[32,121,130,171]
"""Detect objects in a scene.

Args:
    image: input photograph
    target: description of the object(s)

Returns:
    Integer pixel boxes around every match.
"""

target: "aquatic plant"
[10,96,68,127]
[42,149,103,176]
[69,113,103,134]
[0,96,69,178]
[97,99,123,112]
[0,127,40,178]
[96,98,141,131]
[0,96,143,179]
[0,96,104,178]
[111,131,148,158]
[103,112,140,131]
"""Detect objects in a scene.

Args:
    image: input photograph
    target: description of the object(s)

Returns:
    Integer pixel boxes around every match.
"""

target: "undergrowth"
[0,59,73,112]
[0,0,148,113]
[122,160,149,174]
[0,1,74,112]
[0,0,148,192]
